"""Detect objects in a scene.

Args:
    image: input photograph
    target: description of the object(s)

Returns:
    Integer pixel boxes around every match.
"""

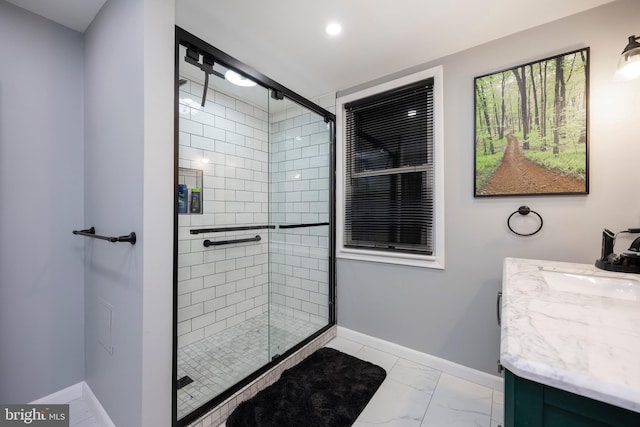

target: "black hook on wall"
[507,206,543,237]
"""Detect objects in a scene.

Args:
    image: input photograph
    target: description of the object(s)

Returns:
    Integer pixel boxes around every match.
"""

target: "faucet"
[596,228,640,273]
[600,229,616,262]
[630,235,640,254]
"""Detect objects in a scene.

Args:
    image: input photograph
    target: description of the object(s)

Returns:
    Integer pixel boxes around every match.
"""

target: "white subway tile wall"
[177,78,271,348]
[268,107,331,334]
[177,77,333,348]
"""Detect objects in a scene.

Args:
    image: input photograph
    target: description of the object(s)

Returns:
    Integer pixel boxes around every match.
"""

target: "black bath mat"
[226,347,386,427]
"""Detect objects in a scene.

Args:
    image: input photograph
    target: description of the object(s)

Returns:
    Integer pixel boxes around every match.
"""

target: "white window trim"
[336,65,445,269]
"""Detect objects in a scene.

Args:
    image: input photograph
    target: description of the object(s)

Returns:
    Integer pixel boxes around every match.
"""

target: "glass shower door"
[175,28,335,426]
[268,97,332,359]
[176,45,273,420]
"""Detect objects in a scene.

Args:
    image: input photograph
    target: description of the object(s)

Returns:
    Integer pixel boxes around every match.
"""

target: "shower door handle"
[203,235,261,247]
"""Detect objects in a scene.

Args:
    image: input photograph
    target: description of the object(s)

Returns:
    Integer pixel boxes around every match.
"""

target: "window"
[336,66,444,269]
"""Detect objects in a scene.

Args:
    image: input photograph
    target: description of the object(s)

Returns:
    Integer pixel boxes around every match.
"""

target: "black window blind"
[344,78,434,255]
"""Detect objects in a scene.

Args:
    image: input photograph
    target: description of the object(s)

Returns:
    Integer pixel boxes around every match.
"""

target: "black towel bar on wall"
[72,227,137,245]
[203,235,261,247]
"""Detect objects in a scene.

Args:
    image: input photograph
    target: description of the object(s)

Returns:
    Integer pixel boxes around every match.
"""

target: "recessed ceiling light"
[224,70,257,87]
[325,22,342,36]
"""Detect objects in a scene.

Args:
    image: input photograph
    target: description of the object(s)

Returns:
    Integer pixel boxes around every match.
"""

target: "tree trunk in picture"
[529,64,540,138]
[490,81,503,141]
[500,72,507,140]
[513,66,529,149]
[578,50,587,144]
[553,56,565,155]
[477,83,493,150]
[539,62,547,149]
[507,96,517,132]
[527,82,532,134]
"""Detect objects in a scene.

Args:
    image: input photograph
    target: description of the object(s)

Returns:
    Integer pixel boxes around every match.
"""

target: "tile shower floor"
[177,312,324,418]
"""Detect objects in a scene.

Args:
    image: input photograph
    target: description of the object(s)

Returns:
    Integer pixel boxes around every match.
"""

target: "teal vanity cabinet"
[505,370,640,427]
[500,258,640,427]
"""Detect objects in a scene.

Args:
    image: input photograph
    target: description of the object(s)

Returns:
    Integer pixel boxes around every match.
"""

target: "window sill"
[337,247,444,270]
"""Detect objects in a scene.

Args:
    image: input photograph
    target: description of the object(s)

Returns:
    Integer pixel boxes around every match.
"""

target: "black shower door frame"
[172,26,336,427]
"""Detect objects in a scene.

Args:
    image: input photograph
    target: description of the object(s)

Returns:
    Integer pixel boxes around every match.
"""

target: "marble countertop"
[500,257,640,413]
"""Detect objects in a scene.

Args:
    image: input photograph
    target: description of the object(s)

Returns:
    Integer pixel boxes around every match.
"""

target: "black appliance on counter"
[596,228,640,273]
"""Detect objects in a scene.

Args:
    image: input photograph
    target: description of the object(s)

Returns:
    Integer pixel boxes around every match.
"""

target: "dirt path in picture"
[477,134,585,195]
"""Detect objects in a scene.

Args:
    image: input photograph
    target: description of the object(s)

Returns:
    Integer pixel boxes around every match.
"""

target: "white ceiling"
[6,0,106,32]
[7,0,616,99]
[177,0,615,99]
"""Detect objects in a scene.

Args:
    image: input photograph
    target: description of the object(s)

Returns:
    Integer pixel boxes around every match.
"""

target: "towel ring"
[507,206,543,237]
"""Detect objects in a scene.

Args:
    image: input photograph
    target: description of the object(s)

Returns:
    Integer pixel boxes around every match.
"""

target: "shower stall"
[173,28,335,425]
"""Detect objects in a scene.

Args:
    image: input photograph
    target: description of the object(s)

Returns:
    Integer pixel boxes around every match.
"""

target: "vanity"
[500,258,640,426]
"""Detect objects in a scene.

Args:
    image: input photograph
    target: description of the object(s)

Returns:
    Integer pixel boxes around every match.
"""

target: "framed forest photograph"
[474,48,589,197]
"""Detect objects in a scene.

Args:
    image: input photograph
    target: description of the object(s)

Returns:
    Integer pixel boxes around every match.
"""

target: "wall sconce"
[616,35,640,80]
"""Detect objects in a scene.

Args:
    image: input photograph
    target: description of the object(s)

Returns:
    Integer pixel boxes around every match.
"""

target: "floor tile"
[354,378,432,427]
[354,345,400,372]
[57,334,505,427]
[491,390,504,426]
[324,336,364,356]
[421,373,493,427]
[387,358,441,394]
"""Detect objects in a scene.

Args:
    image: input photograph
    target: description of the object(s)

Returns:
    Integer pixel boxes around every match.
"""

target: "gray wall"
[0,0,85,403]
[337,0,640,375]
[140,0,174,424]
[0,0,173,422]
[84,0,174,425]
[84,0,144,425]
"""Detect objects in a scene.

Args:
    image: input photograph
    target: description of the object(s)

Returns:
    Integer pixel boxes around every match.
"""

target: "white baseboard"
[30,381,115,427]
[82,382,116,427]
[337,326,504,391]
[30,382,83,404]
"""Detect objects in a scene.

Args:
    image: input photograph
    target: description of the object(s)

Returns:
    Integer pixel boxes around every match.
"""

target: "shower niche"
[178,167,203,215]
[174,27,335,425]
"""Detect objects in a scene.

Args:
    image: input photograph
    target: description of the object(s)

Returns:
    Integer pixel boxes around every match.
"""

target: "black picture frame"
[474,47,589,197]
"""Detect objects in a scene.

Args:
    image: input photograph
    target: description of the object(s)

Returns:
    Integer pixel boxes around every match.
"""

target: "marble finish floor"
[64,332,503,426]
[329,336,504,427]
[220,335,504,427]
